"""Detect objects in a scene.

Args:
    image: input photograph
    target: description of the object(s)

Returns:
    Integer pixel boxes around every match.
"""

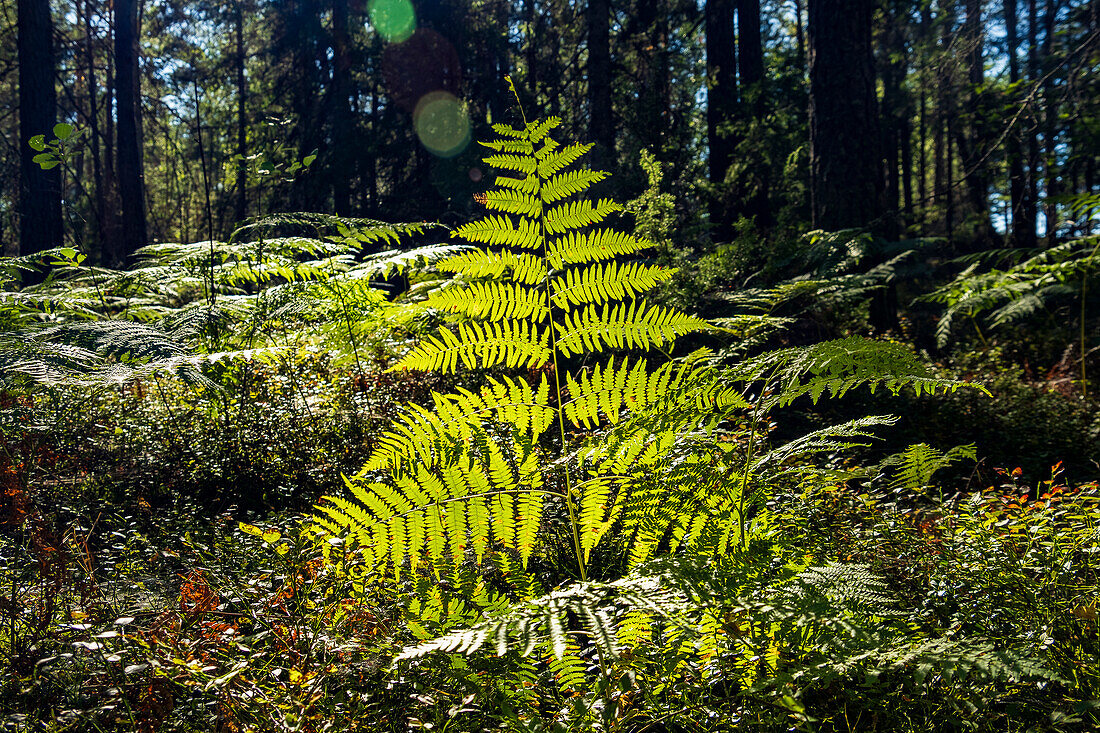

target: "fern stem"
[1080,237,1099,399]
[538,168,587,583]
[736,380,771,551]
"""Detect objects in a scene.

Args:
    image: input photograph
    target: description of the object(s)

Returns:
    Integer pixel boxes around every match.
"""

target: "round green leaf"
[53,123,74,140]
[28,135,46,152]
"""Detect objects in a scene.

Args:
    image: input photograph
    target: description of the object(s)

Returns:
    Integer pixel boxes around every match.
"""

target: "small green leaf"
[303,152,317,167]
[53,123,74,140]
[28,135,46,151]
[59,248,77,259]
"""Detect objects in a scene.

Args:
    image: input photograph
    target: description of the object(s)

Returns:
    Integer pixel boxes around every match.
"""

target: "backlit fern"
[313,115,977,674]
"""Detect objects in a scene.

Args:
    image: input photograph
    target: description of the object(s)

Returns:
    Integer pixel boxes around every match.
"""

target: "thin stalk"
[509,76,586,581]
[736,379,772,551]
[543,199,586,584]
[1080,237,1100,398]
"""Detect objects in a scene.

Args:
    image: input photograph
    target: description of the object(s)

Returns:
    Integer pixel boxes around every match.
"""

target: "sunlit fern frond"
[728,336,981,410]
[453,216,541,250]
[394,319,550,372]
[394,572,689,664]
[318,376,557,572]
[925,236,1100,346]
[750,416,899,481]
[436,249,546,285]
[879,442,976,494]
[555,301,708,356]
[551,261,673,309]
[544,199,621,234]
[424,281,549,322]
[0,332,98,387]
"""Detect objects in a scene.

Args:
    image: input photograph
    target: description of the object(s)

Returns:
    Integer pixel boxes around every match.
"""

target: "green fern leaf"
[453,215,541,250]
[424,281,548,322]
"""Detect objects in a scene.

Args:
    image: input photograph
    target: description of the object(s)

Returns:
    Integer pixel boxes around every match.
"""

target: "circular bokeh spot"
[367,0,416,43]
[414,92,471,158]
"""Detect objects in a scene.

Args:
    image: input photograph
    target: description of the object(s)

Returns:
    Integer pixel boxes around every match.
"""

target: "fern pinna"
[314,115,711,591]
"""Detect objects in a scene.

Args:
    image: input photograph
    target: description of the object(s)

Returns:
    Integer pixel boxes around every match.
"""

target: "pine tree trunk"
[808,0,883,232]
[1004,0,1036,246]
[737,0,772,227]
[234,0,248,225]
[114,0,147,262]
[586,0,614,166]
[17,0,63,257]
[331,0,352,215]
[705,0,737,240]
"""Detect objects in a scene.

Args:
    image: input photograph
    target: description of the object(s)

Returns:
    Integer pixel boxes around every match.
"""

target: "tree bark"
[234,0,248,225]
[1041,0,1060,242]
[17,0,63,257]
[331,0,353,215]
[737,0,772,227]
[705,0,737,240]
[587,0,614,166]
[957,0,994,247]
[808,0,883,232]
[1004,0,1036,246]
[1025,0,1040,241]
[114,0,147,262]
[82,0,107,257]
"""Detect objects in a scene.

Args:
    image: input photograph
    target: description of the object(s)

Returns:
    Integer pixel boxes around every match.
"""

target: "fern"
[879,442,977,495]
[318,114,711,592]
[311,113,996,716]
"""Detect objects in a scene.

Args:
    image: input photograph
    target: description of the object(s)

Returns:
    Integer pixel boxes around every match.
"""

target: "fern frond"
[393,320,550,372]
[729,337,981,410]
[480,139,534,154]
[525,117,562,142]
[540,170,610,204]
[537,143,592,178]
[544,199,621,235]
[555,301,709,355]
[482,154,537,176]
[424,281,548,322]
[880,442,977,493]
[437,249,547,285]
[483,190,542,218]
[394,573,687,664]
[750,416,898,479]
[551,261,674,309]
[549,229,652,266]
[453,216,541,250]
[493,174,540,196]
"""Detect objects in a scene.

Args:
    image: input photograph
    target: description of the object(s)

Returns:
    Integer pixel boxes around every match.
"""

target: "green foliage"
[310,122,1030,733]
[878,441,977,495]
[926,237,1100,349]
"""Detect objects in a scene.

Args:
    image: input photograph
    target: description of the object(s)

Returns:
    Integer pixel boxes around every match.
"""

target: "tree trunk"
[957,0,994,247]
[234,0,248,225]
[586,0,614,165]
[331,0,353,215]
[705,0,737,240]
[1041,0,1060,242]
[808,0,883,232]
[1004,0,1035,246]
[114,0,147,262]
[1025,0,1040,241]
[737,0,772,227]
[82,0,107,258]
[17,0,63,257]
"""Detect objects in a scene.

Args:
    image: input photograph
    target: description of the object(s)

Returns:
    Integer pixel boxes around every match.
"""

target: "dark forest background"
[4,0,1097,265]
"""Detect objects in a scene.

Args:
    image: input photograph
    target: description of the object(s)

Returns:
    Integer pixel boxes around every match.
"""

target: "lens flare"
[367,0,415,43]
[414,92,470,158]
